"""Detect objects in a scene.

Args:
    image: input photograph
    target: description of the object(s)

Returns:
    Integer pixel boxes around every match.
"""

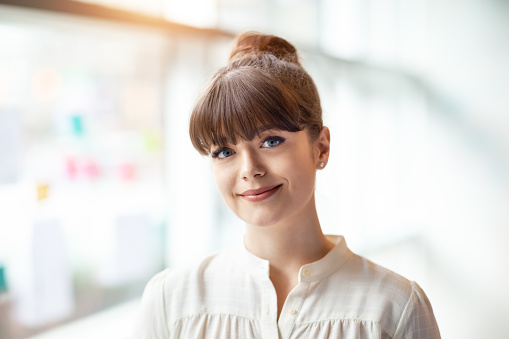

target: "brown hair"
[189,32,322,155]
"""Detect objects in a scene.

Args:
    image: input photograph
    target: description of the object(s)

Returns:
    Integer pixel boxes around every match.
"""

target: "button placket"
[259,267,280,339]
[278,282,308,339]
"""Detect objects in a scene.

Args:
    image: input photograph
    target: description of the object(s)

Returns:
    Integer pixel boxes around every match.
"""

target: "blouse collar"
[232,235,353,282]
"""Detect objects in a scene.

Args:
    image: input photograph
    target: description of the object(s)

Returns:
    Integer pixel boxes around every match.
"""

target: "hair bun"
[229,32,300,65]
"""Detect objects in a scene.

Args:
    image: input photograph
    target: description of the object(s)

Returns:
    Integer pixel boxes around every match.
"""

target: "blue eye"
[212,147,235,159]
[262,136,285,148]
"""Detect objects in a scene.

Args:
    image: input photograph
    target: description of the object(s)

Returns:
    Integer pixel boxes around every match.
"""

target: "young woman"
[134,32,440,339]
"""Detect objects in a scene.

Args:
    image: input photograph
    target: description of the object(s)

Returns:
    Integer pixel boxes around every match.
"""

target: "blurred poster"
[0,109,23,184]
[14,218,74,327]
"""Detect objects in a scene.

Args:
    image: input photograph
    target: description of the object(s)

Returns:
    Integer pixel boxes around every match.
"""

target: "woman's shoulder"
[145,248,234,290]
[134,248,237,337]
[333,247,410,290]
[140,247,240,315]
[324,236,415,298]
[332,250,439,337]
[337,253,415,312]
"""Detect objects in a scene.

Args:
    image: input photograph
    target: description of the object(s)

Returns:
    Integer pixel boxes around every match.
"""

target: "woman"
[134,32,440,339]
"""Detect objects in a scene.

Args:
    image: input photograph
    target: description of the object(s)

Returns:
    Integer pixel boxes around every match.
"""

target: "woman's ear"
[316,126,330,169]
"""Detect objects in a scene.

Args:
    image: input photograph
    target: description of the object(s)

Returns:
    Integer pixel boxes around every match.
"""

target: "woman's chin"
[240,214,281,228]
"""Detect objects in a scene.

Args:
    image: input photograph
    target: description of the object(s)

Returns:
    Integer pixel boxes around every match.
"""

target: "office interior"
[0,0,508,338]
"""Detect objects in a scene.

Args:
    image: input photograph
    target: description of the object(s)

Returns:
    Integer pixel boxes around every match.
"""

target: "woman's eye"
[262,136,285,148]
[212,148,235,159]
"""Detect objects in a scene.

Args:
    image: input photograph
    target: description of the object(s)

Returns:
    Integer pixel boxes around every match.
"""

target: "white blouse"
[134,235,440,339]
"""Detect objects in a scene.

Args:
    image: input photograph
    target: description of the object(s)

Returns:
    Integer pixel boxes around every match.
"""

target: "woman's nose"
[239,151,265,181]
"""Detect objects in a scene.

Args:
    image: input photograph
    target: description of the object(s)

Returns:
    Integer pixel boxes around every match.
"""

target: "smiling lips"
[239,184,282,202]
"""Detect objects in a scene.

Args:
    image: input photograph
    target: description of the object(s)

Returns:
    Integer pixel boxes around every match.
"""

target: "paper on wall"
[13,218,74,327]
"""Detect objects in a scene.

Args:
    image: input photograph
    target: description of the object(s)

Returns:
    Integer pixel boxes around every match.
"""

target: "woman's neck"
[243,204,333,270]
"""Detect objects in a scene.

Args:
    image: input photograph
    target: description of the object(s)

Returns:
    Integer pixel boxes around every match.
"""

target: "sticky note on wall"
[71,114,84,137]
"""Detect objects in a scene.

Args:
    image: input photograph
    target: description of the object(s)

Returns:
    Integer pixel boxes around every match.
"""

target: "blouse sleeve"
[393,282,441,339]
[133,269,171,339]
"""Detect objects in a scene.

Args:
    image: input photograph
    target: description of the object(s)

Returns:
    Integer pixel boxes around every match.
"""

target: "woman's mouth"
[239,184,282,202]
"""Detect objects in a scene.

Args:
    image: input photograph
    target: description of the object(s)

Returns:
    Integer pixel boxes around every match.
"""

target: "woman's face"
[211,128,329,228]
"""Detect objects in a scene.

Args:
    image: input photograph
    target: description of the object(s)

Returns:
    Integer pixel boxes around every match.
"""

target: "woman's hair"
[189,32,322,155]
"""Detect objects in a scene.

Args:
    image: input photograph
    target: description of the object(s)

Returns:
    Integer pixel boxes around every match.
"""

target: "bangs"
[190,67,302,155]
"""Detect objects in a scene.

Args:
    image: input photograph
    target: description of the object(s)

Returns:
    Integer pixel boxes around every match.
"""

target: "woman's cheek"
[214,166,235,196]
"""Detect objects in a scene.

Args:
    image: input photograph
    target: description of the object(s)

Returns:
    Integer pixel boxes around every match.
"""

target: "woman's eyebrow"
[211,144,228,151]
[255,126,280,136]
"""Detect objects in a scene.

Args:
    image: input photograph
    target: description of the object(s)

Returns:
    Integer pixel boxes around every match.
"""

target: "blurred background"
[0,0,508,338]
